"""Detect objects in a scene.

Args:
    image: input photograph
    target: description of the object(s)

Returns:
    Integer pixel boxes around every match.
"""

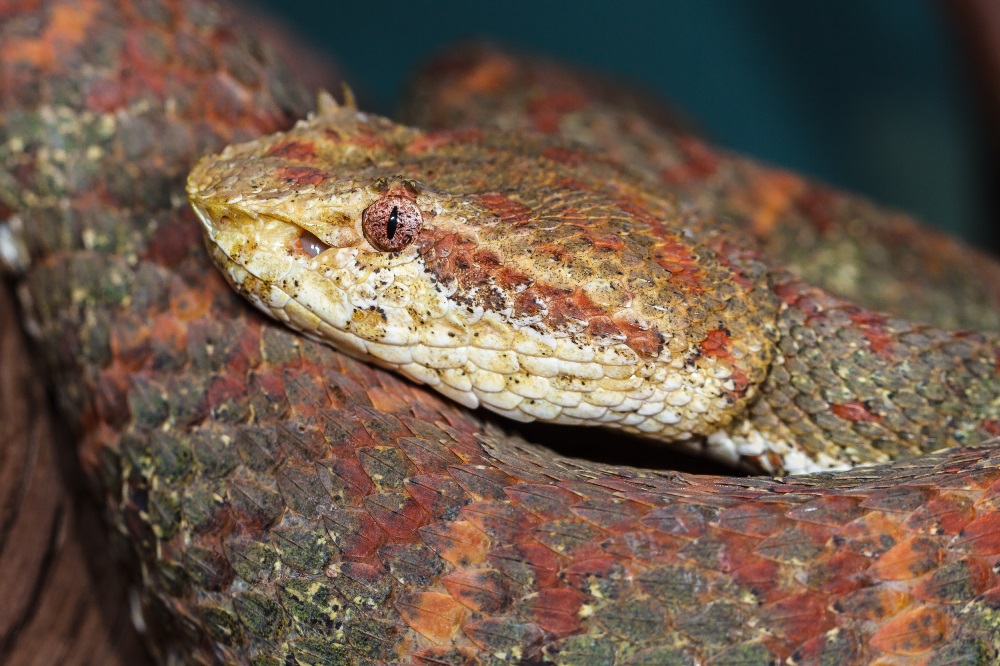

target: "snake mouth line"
[190,199,763,477]
[188,197,812,474]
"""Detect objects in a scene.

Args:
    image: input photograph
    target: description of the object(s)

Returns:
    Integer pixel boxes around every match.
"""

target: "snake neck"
[721,269,1000,474]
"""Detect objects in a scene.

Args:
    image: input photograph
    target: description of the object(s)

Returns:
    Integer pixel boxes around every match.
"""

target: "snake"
[4,0,1000,664]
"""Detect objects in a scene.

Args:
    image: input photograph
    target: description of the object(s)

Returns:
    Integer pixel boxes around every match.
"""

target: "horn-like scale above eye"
[362,196,423,252]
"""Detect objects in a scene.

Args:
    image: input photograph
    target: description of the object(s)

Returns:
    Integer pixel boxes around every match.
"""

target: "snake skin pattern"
[402,45,1000,334]
[5,1,1000,663]
[188,98,999,477]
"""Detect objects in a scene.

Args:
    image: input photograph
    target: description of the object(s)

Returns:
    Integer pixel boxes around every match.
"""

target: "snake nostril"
[297,230,330,257]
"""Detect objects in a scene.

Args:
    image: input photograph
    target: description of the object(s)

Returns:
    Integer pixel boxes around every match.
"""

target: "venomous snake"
[4,0,1000,663]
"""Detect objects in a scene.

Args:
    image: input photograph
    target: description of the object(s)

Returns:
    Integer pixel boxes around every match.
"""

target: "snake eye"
[362,196,422,252]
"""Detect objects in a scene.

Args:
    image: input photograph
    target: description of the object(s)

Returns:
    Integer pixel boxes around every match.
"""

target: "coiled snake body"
[4,1,1000,663]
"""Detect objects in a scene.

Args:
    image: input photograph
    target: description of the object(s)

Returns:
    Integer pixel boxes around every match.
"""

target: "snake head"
[187,104,780,446]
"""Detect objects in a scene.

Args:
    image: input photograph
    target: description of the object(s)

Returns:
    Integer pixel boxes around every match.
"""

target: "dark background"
[250,0,997,253]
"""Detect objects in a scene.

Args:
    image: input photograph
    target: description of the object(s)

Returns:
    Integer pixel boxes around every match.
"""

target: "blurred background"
[249,0,999,254]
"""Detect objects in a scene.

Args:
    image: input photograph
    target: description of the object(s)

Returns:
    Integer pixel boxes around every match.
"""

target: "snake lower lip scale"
[7,0,1000,663]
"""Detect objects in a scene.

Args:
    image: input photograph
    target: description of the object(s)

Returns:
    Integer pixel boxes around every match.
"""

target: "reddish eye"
[362,196,422,252]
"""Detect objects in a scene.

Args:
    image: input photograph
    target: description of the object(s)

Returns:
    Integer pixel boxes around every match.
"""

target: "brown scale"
[405,43,1000,332]
[7,0,1000,663]
[405,47,1000,463]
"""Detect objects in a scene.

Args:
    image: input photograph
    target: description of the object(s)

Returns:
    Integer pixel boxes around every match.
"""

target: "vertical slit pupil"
[387,206,399,240]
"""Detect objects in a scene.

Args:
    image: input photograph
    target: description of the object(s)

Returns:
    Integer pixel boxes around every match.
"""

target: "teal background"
[250,1,995,252]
